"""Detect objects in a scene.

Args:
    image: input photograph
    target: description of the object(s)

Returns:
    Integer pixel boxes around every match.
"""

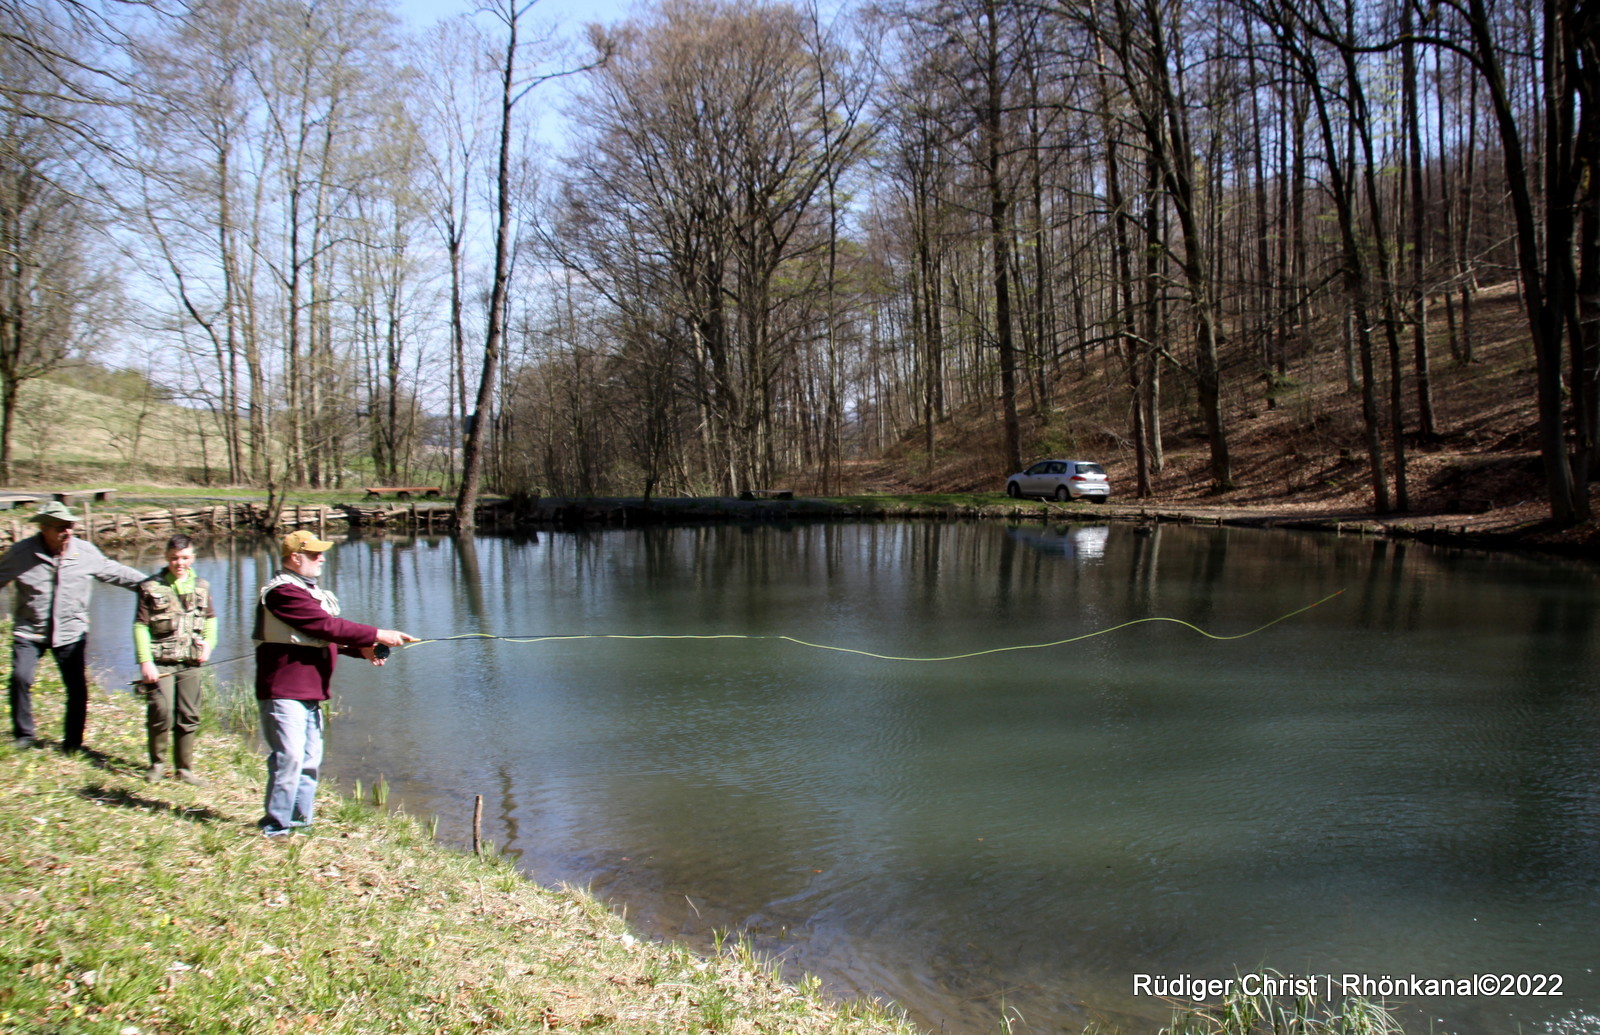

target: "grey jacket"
[0,534,149,646]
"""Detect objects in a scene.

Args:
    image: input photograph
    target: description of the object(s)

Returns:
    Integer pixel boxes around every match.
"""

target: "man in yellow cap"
[253,530,415,837]
[0,501,149,751]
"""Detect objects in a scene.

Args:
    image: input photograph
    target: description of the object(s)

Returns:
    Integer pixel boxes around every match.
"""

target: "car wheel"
[1006,482,1021,498]
[1054,486,1071,502]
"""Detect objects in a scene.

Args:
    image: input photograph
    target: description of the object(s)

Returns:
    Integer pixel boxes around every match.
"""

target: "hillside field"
[6,377,227,484]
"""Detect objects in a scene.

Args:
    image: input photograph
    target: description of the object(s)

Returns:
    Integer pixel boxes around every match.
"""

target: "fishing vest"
[253,572,342,648]
[141,576,212,664]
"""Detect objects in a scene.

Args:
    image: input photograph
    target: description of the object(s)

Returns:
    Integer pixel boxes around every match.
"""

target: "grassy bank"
[0,658,921,1035]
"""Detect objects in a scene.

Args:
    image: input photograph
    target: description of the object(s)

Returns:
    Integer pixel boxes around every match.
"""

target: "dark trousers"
[145,663,202,767]
[9,637,89,749]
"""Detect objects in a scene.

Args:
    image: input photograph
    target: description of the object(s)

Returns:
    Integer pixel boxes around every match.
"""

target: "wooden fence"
[0,500,520,549]
[0,502,331,548]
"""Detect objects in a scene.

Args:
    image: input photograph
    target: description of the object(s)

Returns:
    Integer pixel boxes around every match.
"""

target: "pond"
[85,521,1600,1035]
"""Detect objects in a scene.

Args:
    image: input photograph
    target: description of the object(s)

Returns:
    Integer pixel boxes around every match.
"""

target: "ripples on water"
[85,523,1600,1035]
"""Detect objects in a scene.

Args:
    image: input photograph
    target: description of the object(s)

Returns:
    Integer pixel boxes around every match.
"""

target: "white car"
[1005,460,1111,502]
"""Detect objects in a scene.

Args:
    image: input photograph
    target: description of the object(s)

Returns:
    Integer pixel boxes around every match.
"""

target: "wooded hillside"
[854,280,1547,511]
[2,0,1594,524]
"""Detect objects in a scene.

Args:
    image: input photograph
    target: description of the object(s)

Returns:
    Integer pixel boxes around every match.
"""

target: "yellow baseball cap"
[280,529,336,556]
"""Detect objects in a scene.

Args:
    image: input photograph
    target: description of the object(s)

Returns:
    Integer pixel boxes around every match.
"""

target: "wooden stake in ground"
[473,794,483,855]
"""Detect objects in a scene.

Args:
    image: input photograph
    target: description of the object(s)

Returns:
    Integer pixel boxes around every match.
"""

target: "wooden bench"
[54,488,117,504]
[0,492,41,512]
[738,489,794,501]
[364,486,442,500]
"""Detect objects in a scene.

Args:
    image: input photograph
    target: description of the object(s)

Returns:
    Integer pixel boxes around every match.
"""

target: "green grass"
[819,492,1002,507]
[1160,986,1402,1035]
[815,492,1088,510]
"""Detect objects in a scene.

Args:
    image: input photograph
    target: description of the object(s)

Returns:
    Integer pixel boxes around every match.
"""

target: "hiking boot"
[175,768,206,786]
[146,763,166,782]
[173,732,197,776]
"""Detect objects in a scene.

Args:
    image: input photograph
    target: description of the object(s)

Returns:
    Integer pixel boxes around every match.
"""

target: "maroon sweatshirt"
[254,578,380,701]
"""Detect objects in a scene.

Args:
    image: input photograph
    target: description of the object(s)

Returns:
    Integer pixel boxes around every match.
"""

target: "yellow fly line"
[400,589,1345,663]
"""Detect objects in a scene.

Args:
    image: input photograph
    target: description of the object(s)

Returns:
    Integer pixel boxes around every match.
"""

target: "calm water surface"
[89,522,1600,1034]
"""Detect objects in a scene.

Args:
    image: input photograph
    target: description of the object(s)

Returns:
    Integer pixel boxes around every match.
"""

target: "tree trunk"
[983,0,1023,476]
[456,5,522,533]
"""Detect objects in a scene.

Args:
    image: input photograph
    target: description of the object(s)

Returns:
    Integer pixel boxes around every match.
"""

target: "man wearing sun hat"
[253,529,416,837]
[0,501,150,751]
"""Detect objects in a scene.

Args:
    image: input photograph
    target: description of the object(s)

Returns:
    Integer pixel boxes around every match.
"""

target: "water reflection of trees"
[89,527,1600,1035]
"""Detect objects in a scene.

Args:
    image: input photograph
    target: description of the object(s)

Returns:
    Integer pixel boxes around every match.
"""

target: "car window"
[1075,463,1105,476]
[1048,462,1066,474]
[1025,463,1048,475]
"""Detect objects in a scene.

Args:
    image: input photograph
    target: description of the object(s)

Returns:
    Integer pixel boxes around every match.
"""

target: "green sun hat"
[30,501,81,524]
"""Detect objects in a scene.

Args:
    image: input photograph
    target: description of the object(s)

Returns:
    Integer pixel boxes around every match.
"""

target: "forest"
[1,0,1595,529]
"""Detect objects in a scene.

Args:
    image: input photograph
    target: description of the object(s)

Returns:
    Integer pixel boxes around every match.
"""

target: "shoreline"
[7,487,1596,562]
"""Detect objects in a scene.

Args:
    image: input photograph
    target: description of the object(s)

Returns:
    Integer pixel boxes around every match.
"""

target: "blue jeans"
[258,699,323,834]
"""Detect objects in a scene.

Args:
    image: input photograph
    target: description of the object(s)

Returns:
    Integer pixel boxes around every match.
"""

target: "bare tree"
[1356,0,1600,522]
[1096,0,1233,490]
[548,0,853,495]
[456,0,609,530]
[416,16,497,490]
[0,11,118,480]
[127,0,266,483]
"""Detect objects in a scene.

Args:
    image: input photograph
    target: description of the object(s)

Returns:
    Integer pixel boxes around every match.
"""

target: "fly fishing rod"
[132,589,1342,680]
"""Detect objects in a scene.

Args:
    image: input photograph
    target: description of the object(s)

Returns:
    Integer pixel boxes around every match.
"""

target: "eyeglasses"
[300,552,325,561]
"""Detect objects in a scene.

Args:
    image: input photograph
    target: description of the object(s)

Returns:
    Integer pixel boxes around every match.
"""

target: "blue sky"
[393,0,643,149]
[394,0,640,34]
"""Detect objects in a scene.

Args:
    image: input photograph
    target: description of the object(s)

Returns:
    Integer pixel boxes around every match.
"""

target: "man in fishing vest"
[0,501,150,753]
[135,534,216,784]
[254,529,415,837]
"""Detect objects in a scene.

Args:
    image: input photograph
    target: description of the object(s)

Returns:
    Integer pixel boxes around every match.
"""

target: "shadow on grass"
[70,743,179,784]
[65,744,129,769]
[77,782,228,823]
